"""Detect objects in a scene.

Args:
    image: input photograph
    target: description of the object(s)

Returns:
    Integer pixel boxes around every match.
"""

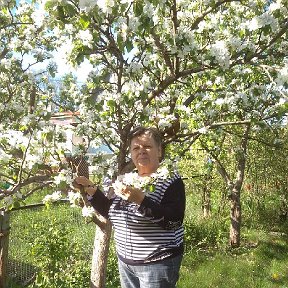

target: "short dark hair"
[128,126,162,148]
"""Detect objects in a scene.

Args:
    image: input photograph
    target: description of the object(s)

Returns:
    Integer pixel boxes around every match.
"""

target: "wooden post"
[0,211,10,288]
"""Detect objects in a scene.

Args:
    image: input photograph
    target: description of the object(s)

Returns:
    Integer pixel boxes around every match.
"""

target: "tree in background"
[0,0,287,286]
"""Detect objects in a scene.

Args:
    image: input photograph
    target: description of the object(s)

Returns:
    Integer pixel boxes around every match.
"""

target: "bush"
[30,218,90,288]
[184,216,229,252]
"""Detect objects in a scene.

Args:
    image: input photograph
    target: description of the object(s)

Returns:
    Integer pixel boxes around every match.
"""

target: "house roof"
[50,111,80,126]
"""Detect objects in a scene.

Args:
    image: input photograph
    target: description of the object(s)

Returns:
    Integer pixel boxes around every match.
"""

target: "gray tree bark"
[0,211,10,288]
[90,222,112,288]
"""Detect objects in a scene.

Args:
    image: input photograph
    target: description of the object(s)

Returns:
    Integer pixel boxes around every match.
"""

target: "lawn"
[178,230,288,288]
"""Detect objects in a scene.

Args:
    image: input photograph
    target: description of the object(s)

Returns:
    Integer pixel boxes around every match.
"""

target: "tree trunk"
[202,179,211,218]
[72,155,113,288]
[202,165,213,218]
[90,222,112,288]
[0,211,10,288]
[209,124,250,248]
[229,189,241,247]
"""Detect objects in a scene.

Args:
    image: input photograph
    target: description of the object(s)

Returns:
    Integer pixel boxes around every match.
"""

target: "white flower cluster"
[42,191,62,204]
[1,130,29,147]
[77,30,93,48]
[96,0,115,14]
[112,164,172,200]
[31,1,46,27]
[275,64,288,87]
[2,191,23,209]
[209,40,230,69]
[68,191,82,207]
[247,12,278,32]
[198,127,209,134]
[68,192,95,219]
[0,150,11,163]
[3,196,14,207]
[53,169,73,186]
[79,0,97,12]
[157,114,178,131]
[81,205,95,219]
[112,173,152,199]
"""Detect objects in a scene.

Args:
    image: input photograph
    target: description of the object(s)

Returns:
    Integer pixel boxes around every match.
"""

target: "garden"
[7,146,288,287]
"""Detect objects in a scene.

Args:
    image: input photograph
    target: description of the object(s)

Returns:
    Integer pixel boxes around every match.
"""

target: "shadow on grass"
[257,240,288,261]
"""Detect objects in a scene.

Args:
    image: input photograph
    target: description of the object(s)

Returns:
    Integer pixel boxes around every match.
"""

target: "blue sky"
[22,48,93,83]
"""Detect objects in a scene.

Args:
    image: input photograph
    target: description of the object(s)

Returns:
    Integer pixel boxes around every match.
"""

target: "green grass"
[178,230,288,288]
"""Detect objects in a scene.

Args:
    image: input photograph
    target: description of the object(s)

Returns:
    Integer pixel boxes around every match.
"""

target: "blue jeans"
[118,255,183,288]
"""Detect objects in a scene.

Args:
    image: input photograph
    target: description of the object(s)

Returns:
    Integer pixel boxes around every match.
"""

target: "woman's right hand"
[73,176,97,196]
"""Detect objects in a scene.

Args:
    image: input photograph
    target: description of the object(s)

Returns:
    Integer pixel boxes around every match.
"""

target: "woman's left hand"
[115,185,145,205]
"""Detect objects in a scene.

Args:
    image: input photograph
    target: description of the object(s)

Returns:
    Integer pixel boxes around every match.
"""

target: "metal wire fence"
[7,201,96,287]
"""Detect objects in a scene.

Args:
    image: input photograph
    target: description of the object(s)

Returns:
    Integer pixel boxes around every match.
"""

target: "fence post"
[0,211,10,288]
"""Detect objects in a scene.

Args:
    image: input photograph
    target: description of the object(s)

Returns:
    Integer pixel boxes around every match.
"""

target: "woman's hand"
[115,185,145,205]
[73,176,97,196]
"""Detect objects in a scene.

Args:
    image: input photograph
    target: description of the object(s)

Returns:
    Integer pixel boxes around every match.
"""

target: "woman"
[74,126,185,288]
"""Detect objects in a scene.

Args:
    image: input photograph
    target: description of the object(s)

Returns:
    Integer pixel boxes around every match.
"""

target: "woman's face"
[130,132,162,175]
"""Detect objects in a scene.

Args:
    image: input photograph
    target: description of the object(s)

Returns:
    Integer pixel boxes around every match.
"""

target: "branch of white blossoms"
[112,159,178,200]
[42,167,107,227]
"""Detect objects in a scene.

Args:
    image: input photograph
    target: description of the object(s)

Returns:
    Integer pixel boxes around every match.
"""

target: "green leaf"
[65,3,77,17]
[79,15,90,29]
[57,6,66,21]
[149,184,156,192]
[44,131,54,142]
[12,201,21,209]
[140,16,152,31]
[107,99,115,108]
[239,29,246,38]
[117,34,124,52]
[133,1,143,17]
[125,39,134,53]
[44,0,56,10]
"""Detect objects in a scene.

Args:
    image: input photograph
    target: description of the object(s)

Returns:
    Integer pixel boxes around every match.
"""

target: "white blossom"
[247,12,278,32]
[82,205,95,218]
[198,127,209,134]
[0,150,11,162]
[24,153,44,169]
[215,98,226,105]
[68,191,82,207]
[273,139,283,145]
[268,2,281,12]
[53,170,73,185]
[97,0,115,14]
[31,3,46,27]
[3,196,13,207]
[128,62,143,73]
[15,191,23,199]
[210,40,230,69]
[77,30,93,48]
[112,162,175,200]
[275,65,288,87]
[42,191,62,204]
[157,115,177,131]
[128,16,140,31]
[79,0,97,12]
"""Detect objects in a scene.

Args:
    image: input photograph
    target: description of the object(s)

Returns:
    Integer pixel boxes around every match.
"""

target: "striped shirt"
[89,172,185,264]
